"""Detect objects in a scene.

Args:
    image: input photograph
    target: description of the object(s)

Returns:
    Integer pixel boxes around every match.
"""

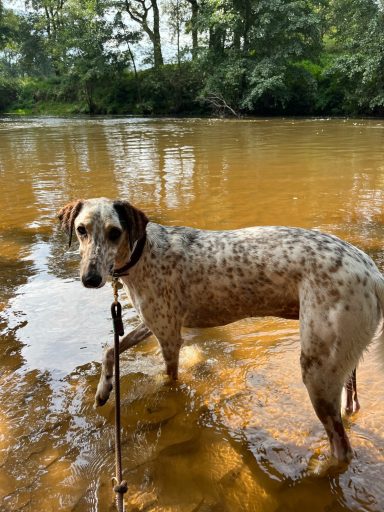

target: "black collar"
[113,234,147,277]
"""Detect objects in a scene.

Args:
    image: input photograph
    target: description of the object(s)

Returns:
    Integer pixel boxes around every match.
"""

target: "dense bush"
[0,77,18,112]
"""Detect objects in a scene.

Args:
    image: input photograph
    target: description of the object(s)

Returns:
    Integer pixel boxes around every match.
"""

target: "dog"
[58,197,384,467]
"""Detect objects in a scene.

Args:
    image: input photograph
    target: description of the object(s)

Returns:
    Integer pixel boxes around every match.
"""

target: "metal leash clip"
[111,278,124,337]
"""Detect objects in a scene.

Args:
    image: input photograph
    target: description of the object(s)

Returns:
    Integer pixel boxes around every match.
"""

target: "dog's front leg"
[94,323,152,407]
[157,331,183,381]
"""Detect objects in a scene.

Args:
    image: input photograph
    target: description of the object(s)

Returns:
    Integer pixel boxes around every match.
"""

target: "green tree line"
[0,0,383,116]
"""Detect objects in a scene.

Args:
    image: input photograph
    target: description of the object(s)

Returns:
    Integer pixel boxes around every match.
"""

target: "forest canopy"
[0,0,383,116]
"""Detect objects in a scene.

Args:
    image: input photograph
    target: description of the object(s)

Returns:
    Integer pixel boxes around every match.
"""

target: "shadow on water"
[0,117,383,511]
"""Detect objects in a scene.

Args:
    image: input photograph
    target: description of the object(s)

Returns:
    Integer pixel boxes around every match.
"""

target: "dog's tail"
[374,275,384,370]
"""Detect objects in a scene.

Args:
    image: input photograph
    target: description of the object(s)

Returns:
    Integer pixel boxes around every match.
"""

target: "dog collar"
[113,234,147,277]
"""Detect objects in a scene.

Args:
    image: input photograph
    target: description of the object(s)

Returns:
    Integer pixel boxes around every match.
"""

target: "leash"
[111,277,128,512]
[109,236,147,510]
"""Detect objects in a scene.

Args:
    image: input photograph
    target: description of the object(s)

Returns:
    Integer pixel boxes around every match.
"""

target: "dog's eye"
[77,225,87,236]
[109,227,122,241]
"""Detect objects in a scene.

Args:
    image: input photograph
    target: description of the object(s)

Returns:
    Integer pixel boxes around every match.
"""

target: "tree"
[59,1,130,112]
[196,0,322,115]
[186,0,199,57]
[0,2,20,111]
[0,0,4,48]
[0,0,18,51]
[112,10,143,102]
[328,0,384,114]
[164,0,189,66]
[122,0,164,68]
[26,0,67,74]
[242,0,321,111]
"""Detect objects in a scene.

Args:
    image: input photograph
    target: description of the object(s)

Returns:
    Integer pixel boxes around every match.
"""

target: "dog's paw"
[342,399,361,417]
[94,377,113,408]
[307,453,349,477]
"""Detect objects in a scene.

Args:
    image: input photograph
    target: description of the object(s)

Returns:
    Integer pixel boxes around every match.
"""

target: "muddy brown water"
[0,117,383,512]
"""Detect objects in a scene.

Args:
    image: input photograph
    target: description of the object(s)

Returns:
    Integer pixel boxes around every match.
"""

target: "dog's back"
[144,224,383,331]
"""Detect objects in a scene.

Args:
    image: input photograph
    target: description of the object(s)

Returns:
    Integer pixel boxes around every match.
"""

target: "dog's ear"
[113,200,148,250]
[57,199,83,248]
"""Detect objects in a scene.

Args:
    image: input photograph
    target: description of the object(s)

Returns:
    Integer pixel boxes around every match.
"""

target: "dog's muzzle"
[82,272,103,288]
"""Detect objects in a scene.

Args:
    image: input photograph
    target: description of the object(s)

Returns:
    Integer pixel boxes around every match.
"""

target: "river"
[0,116,383,511]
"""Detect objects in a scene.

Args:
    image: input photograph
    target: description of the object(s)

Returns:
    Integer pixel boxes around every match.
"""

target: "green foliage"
[195,0,323,115]
[0,76,18,112]
[327,0,384,114]
[198,53,247,114]
[0,0,383,116]
[99,62,204,115]
[12,76,75,111]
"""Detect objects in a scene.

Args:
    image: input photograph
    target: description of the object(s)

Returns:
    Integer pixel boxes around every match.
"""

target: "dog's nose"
[82,273,103,288]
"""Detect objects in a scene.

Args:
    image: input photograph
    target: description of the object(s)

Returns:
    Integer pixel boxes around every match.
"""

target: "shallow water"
[0,116,383,511]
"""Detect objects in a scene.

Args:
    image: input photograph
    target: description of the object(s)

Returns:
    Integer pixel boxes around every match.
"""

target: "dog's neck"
[113,234,147,277]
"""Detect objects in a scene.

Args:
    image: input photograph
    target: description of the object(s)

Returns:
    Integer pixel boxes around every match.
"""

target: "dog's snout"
[82,272,103,288]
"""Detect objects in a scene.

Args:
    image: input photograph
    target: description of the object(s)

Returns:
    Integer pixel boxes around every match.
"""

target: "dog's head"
[57,198,148,288]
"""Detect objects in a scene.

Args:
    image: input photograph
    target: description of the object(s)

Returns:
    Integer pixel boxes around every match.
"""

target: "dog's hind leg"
[94,323,152,407]
[342,368,360,416]
[301,350,353,465]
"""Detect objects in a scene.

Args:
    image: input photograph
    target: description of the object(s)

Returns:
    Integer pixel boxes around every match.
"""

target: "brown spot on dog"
[329,257,343,273]
[300,353,323,375]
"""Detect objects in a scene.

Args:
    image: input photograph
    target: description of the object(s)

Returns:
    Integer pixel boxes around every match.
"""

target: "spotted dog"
[58,197,384,467]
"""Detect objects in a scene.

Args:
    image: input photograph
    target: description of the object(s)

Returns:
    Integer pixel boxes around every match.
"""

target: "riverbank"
[1,65,206,117]
[3,60,384,119]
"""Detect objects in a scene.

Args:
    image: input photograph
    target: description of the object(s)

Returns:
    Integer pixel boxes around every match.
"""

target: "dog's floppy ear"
[57,199,83,248]
[113,200,148,250]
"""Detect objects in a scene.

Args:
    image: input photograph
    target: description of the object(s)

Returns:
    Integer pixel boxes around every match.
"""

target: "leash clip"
[112,277,123,304]
[111,278,124,336]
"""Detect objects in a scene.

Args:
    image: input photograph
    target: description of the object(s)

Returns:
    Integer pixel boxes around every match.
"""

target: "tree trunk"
[233,28,241,50]
[127,43,141,103]
[85,81,96,114]
[187,0,198,59]
[243,0,251,52]
[209,27,224,53]
[123,0,163,70]
[151,0,163,68]
[176,1,181,68]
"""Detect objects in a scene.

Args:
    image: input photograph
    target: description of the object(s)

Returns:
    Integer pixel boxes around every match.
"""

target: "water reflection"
[0,117,383,511]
